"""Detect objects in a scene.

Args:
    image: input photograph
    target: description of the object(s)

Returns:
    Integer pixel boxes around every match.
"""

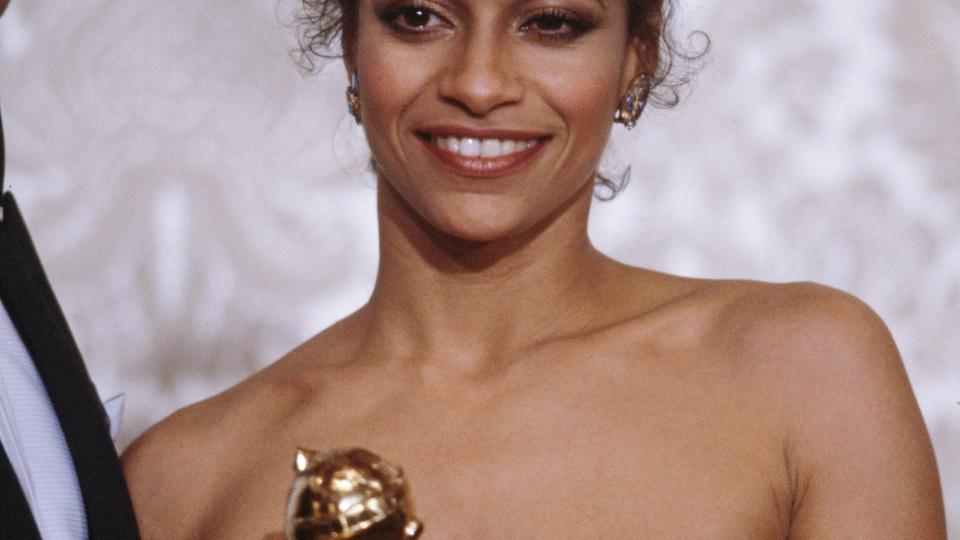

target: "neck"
[361,177,617,376]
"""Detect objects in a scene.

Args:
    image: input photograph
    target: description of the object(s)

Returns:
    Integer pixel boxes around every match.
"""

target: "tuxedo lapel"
[0,194,141,539]
[0,101,42,539]
[1,100,6,192]
[0,443,42,540]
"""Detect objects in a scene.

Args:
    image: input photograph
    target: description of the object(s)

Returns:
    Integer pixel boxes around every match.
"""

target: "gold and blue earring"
[614,73,653,130]
[346,71,361,124]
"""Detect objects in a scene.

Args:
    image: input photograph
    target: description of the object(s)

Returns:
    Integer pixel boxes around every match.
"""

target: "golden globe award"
[285,448,424,540]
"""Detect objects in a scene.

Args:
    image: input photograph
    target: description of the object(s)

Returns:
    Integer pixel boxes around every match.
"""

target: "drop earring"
[614,73,653,130]
[346,71,361,124]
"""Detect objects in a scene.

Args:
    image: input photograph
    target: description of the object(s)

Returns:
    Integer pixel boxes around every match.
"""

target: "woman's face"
[350,0,644,242]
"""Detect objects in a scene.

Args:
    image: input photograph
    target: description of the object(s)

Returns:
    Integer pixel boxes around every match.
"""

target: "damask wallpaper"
[1,0,958,533]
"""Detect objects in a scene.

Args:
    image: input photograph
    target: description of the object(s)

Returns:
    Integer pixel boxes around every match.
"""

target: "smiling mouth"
[429,135,540,158]
[416,132,551,179]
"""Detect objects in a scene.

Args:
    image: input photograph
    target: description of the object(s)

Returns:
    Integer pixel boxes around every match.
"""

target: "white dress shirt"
[0,297,88,539]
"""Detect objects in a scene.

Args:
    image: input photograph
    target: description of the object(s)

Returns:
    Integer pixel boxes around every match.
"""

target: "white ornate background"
[1,0,958,533]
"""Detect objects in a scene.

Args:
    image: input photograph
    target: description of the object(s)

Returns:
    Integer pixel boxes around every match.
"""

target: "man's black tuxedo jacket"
[0,107,141,538]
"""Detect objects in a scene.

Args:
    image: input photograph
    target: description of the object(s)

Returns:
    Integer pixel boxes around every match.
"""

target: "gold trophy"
[285,448,424,540]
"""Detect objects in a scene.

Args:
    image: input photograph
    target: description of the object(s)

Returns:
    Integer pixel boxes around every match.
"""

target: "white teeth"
[480,139,502,158]
[432,136,539,158]
[437,136,460,153]
[460,137,481,157]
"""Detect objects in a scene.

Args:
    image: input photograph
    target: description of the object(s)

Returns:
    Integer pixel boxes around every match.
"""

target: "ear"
[341,27,356,77]
[619,2,663,96]
[618,37,646,99]
[641,2,664,75]
[340,1,359,77]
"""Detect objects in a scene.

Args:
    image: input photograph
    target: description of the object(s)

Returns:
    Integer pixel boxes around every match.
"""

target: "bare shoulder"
[616,272,892,360]
[121,390,228,538]
[694,280,946,537]
[120,310,370,538]
[704,280,896,362]
[121,334,340,538]
[121,371,276,537]
[700,279,924,427]
[614,275,917,402]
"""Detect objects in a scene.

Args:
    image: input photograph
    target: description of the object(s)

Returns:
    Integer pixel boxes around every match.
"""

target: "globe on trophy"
[285,447,424,540]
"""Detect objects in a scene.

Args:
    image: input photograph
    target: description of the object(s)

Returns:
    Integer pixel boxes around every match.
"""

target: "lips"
[416,126,552,179]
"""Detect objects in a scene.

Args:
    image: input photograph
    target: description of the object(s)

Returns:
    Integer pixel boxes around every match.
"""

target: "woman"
[121,0,947,537]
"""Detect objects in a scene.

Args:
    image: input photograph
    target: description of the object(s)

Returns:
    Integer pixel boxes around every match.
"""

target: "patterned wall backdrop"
[2,0,958,533]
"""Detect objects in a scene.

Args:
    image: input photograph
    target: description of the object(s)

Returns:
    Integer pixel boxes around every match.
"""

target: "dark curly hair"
[292,0,707,197]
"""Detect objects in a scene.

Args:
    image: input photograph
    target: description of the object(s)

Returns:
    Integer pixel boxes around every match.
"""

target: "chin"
[427,194,533,244]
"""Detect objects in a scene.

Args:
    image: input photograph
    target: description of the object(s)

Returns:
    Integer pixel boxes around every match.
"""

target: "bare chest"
[193,374,790,540]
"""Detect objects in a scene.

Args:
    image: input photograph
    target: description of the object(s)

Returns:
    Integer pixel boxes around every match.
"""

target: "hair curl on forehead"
[293,0,708,109]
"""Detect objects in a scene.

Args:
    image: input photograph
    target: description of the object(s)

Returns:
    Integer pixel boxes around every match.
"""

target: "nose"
[437,30,524,117]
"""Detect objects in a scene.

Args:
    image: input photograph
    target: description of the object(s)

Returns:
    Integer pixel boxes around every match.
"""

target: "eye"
[379,3,448,35]
[520,9,594,42]
[399,7,433,29]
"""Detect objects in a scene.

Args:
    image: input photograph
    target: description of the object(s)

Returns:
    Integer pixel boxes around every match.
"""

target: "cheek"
[525,45,625,180]
[546,62,621,151]
[353,18,428,152]
[532,52,622,120]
